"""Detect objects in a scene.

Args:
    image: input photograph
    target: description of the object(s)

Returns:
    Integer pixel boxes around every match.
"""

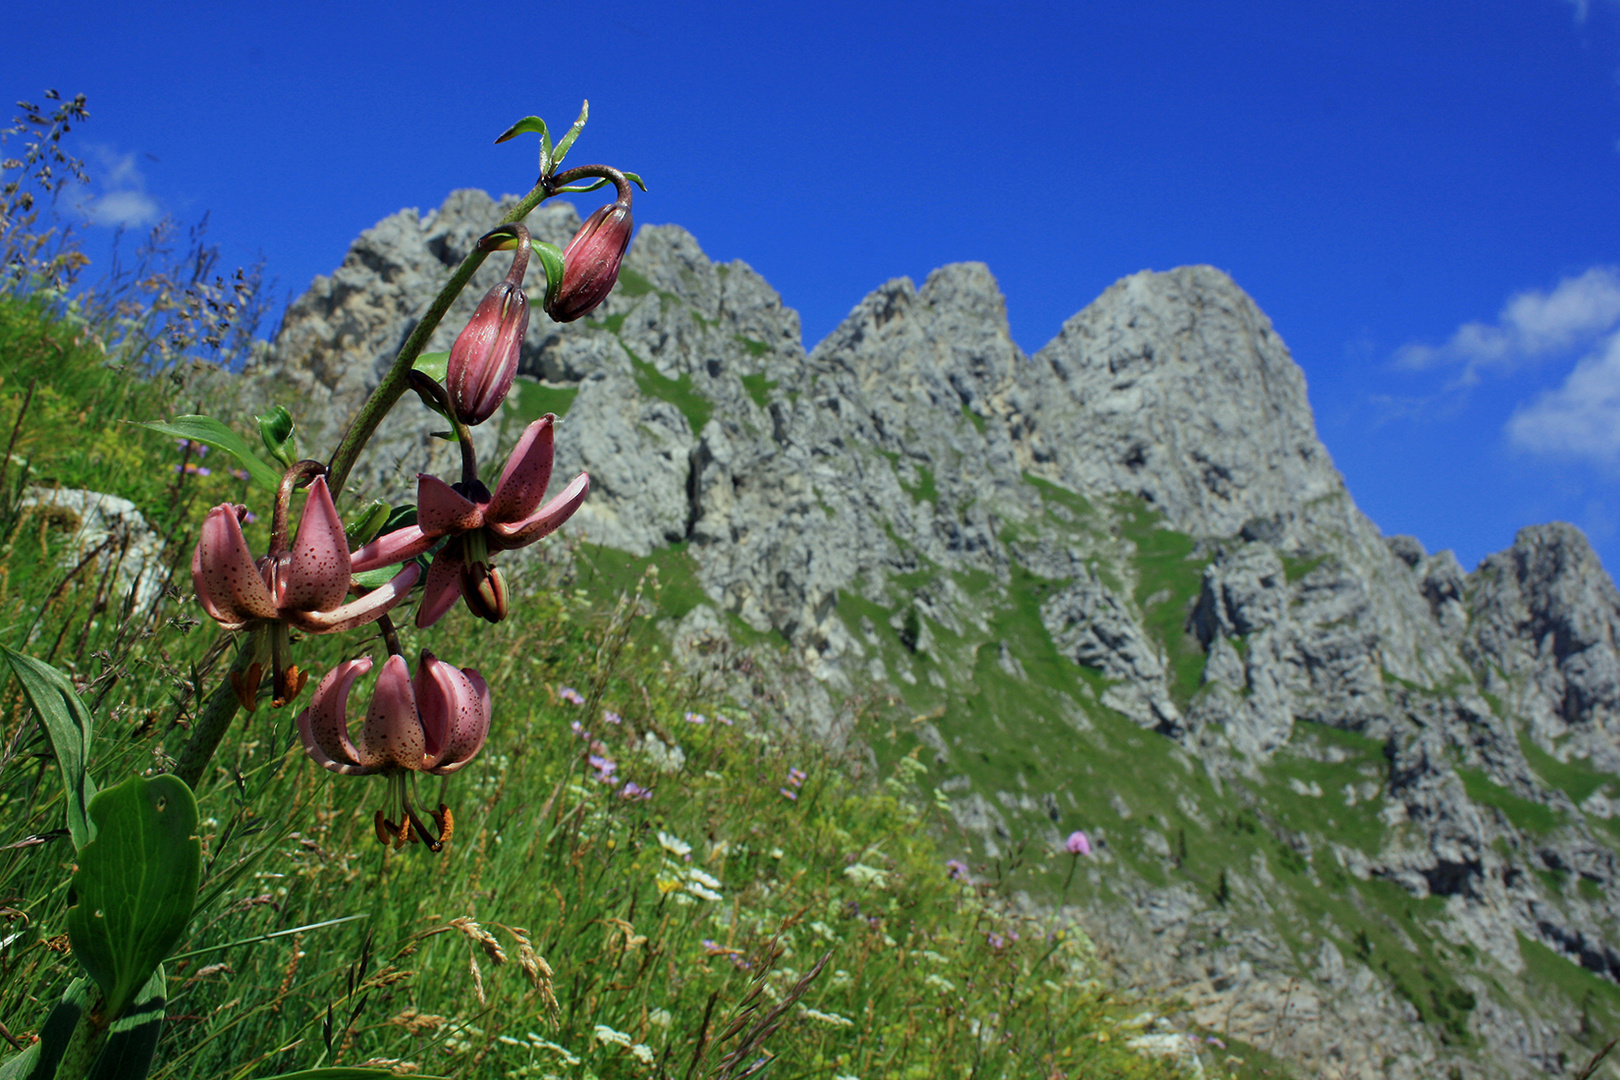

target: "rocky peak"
[1026,265,1344,542]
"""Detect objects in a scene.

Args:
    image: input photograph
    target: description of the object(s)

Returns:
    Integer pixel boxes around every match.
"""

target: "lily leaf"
[343,499,390,548]
[494,115,548,144]
[3,646,96,849]
[551,100,589,167]
[412,350,449,385]
[531,240,566,309]
[67,776,200,1020]
[132,416,281,493]
[256,405,298,469]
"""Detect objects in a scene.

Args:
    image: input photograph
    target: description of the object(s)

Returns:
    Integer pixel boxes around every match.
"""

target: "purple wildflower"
[1065,830,1092,857]
[559,686,585,706]
[945,859,969,880]
[786,767,806,788]
[684,711,707,724]
[779,787,798,801]
[603,709,622,724]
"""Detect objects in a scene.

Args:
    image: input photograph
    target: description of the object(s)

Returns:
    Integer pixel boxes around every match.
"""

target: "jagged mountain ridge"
[242,189,1620,1079]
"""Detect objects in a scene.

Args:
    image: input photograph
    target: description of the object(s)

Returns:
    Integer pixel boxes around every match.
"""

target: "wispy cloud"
[79,145,161,228]
[1395,266,1620,386]
[1506,328,1620,465]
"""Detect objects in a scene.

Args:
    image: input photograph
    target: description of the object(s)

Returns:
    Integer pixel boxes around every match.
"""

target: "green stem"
[171,639,257,790]
[324,180,554,498]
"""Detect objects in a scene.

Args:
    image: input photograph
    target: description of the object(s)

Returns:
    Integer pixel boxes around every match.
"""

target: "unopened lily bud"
[546,201,632,323]
[447,235,531,426]
[461,562,509,624]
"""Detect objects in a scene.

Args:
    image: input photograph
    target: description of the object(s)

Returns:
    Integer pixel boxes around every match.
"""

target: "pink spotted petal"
[416,474,485,537]
[414,653,491,771]
[489,472,589,550]
[192,504,277,628]
[284,477,353,613]
[414,545,465,629]
[288,563,420,635]
[296,658,376,775]
[433,667,492,775]
[486,416,555,526]
[358,653,426,770]
[350,524,435,573]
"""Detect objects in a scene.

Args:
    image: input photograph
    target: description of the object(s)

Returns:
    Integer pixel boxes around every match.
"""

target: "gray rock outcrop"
[240,189,1620,1080]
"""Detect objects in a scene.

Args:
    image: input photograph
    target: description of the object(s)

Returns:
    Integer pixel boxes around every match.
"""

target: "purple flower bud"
[447,278,529,427]
[1065,830,1092,856]
[546,201,632,323]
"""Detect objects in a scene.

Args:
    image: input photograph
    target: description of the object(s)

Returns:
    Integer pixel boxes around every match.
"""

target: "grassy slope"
[0,295,1189,1080]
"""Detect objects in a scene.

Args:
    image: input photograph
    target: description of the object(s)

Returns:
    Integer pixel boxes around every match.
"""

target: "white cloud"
[1506,328,1620,465]
[78,145,161,229]
[1396,266,1620,386]
[85,189,160,228]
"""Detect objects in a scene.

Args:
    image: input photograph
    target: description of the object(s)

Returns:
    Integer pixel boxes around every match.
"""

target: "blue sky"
[7,0,1620,576]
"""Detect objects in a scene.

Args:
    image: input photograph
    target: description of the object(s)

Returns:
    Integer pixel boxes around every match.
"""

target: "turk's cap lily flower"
[349,415,589,628]
[446,234,531,427]
[297,651,491,777]
[192,476,419,634]
[545,200,633,323]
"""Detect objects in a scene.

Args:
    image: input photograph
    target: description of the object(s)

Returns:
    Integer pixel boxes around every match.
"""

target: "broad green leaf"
[494,115,548,144]
[256,405,298,469]
[531,240,565,309]
[131,416,281,493]
[0,1042,38,1080]
[67,776,200,1020]
[3,647,96,849]
[411,350,450,385]
[10,977,93,1080]
[86,965,165,1080]
[551,100,589,167]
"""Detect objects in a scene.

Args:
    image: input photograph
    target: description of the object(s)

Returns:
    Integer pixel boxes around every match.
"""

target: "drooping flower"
[296,649,490,851]
[192,476,417,635]
[545,199,633,323]
[193,475,420,707]
[1065,830,1092,857]
[350,415,588,627]
[446,233,530,426]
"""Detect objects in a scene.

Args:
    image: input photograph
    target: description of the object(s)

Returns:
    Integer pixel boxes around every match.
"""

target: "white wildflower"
[593,1024,632,1048]
[801,1007,855,1026]
[843,863,888,887]
[925,973,956,992]
[657,831,692,858]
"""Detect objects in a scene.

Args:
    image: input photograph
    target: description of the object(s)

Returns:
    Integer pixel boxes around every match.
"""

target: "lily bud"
[447,233,531,427]
[546,201,632,323]
[461,562,509,624]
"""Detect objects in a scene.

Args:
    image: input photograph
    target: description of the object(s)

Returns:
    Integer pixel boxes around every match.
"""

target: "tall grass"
[0,289,1205,1078]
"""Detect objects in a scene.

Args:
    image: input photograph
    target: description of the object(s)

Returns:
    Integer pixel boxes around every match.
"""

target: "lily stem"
[325,180,554,499]
[171,638,257,790]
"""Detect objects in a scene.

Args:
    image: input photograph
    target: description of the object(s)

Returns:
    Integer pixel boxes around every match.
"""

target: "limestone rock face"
[245,189,1620,1080]
[1026,266,1344,542]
